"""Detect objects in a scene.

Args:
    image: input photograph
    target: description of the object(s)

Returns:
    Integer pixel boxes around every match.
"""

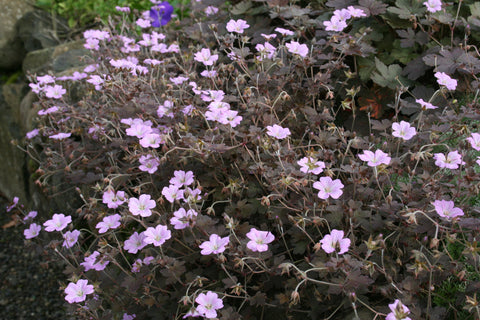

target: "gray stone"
[0,83,29,201]
[0,0,33,69]
[23,40,91,76]
[16,10,70,53]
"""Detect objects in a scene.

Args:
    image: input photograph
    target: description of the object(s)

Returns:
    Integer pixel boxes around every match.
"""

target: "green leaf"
[371,57,405,89]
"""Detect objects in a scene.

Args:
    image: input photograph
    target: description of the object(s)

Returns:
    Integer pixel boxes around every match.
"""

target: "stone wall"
[0,1,88,213]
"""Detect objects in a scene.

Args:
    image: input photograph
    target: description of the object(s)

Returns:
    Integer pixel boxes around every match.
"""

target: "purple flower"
[266,124,291,139]
[140,133,164,148]
[128,194,156,217]
[195,291,223,319]
[199,234,230,255]
[358,149,391,167]
[392,121,416,140]
[123,231,147,254]
[246,228,274,252]
[313,176,344,199]
[435,72,457,90]
[386,299,411,320]
[320,229,351,254]
[96,214,121,233]
[226,19,250,33]
[24,223,41,239]
[43,213,71,232]
[81,251,109,271]
[433,150,464,169]
[62,229,80,248]
[144,224,171,246]
[150,2,174,27]
[432,200,464,220]
[64,279,94,304]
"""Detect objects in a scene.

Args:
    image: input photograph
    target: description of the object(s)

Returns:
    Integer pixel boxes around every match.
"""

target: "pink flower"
[6,196,19,212]
[285,41,309,58]
[26,128,39,139]
[44,84,66,99]
[162,184,185,203]
[347,6,367,17]
[129,194,156,217]
[423,0,442,13]
[139,154,160,173]
[139,133,164,148]
[313,176,344,199]
[144,224,171,247]
[170,76,189,85]
[43,213,72,232]
[274,27,294,36]
[226,19,250,33]
[205,6,219,15]
[115,6,130,13]
[38,106,60,115]
[297,157,325,175]
[467,133,480,151]
[199,234,230,255]
[170,170,195,187]
[24,223,41,239]
[170,208,198,229]
[96,214,121,233]
[123,231,147,254]
[24,211,38,221]
[194,48,218,66]
[37,74,55,85]
[102,189,126,209]
[136,18,152,28]
[81,251,109,271]
[64,279,94,304]
[126,122,153,138]
[392,121,416,140]
[323,15,348,32]
[255,42,276,61]
[200,70,217,78]
[386,299,411,320]
[49,132,71,140]
[266,124,291,139]
[320,229,350,254]
[195,291,223,319]
[246,228,274,252]
[432,200,464,219]
[415,98,438,110]
[63,229,80,248]
[358,149,391,167]
[435,72,457,90]
[433,150,464,169]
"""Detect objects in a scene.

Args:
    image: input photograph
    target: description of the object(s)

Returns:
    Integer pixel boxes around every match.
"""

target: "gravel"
[0,199,69,320]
